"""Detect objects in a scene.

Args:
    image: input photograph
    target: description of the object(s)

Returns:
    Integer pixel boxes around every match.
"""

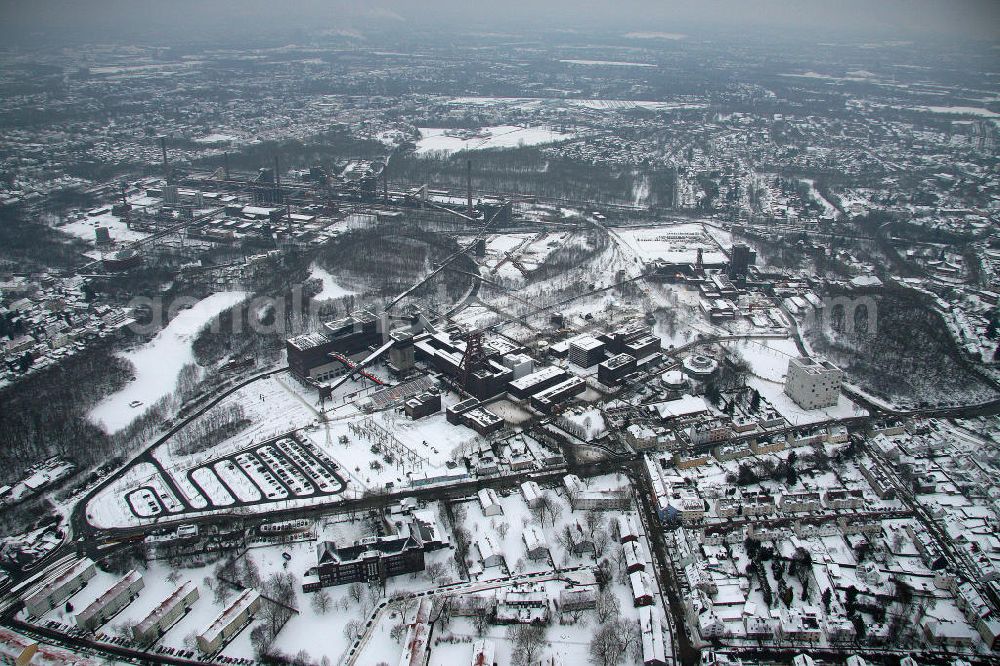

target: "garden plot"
[191,468,235,507]
[213,460,262,503]
[257,445,315,497]
[235,452,289,500]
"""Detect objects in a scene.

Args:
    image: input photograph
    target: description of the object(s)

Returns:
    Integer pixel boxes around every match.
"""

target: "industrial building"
[24,558,96,618]
[285,311,380,382]
[784,356,845,410]
[598,353,637,386]
[446,398,505,436]
[403,391,441,420]
[132,582,199,645]
[197,589,260,654]
[531,376,586,413]
[727,243,756,280]
[508,366,568,400]
[75,570,144,631]
[388,330,416,374]
[568,334,606,369]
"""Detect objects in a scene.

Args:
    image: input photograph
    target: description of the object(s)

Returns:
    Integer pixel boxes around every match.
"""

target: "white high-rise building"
[784,356,844,409]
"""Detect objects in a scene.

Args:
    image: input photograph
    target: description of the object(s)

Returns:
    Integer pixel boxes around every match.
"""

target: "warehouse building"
[132,582,199,645]
[197,589,260,654]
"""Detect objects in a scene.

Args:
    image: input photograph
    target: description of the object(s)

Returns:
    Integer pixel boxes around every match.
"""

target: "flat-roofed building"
[461,407,505,436]
[197,589,260,654]
[531,377,585,413]
[403,391,441,420]
[568,334,605,369]
[132,582,199,645]
[508,366,567,400]
[784,356,844,410]
[598,353,636,386]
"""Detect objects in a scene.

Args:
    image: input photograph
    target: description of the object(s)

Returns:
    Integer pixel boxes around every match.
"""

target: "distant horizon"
[0,0,997,48]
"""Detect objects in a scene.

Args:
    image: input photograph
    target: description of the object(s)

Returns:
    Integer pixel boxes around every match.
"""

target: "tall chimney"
[160,137,169,183]
[383,160,389,203]
[224,152,230,181]
[466,159,473,218]
[273,155,281,204]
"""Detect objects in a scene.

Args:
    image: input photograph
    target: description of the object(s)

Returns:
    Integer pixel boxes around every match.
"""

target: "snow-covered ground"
[89,291,249,432]
[559,59,656,68]
[308,262,355,300]
[415,126,576,155]
[59,209,150,247]
[614,223,727,264]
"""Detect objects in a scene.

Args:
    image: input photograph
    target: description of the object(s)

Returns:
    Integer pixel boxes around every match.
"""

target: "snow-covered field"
[415,126,576,155]
[614,223,727,264]
[59,210,150,247]
[89,291,249,432]
[308,262,355,300]
[559,59,656,68]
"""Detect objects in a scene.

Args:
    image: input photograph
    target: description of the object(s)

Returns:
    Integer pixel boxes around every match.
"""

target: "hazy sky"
[1,0,997,45]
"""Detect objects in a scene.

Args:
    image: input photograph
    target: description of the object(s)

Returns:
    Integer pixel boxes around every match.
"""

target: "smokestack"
[224,152,230,182]
[383,160,389,203]
[274,155,281,204]
[466,159,473,218]
[160,137,169,183]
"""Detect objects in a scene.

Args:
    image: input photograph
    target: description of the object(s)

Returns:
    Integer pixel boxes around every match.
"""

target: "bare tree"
[595,588,620,624]
[588,621,625,666]
[531,492,563,527]
[508,624,547,665]
[343,619,363,641]
[310,589,332,615]
[348,582,365,604]
[425,562,446,583]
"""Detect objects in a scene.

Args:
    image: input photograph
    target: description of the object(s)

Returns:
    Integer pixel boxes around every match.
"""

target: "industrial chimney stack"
[466,159,473,218]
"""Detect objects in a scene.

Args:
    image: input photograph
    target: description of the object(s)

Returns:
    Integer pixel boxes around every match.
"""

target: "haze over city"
[0,1,998,665]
